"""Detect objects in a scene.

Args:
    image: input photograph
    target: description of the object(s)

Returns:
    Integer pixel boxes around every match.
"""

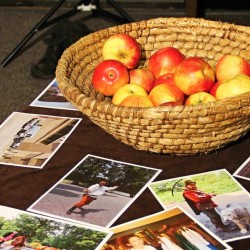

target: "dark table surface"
[0,105,249,249]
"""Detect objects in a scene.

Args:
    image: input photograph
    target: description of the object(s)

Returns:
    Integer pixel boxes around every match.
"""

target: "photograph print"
[149,169,250,242]
[29,79,77,110]
[28,154,161,228]
[0,112,81,168]
[100,206,231,250]
[233,156,250,181]
[0,205,111,250]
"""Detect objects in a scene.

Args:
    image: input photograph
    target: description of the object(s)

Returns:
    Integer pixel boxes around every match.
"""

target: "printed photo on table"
[148,169,250,243]
[233,156,250,182]
[30,79,77,110]
[100,206,231,250]
[0,112,81,168]
[0,205,111,250]
[28,154,162,228]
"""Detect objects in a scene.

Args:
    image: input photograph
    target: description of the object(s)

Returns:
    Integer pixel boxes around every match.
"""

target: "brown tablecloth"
[0,106,249,249]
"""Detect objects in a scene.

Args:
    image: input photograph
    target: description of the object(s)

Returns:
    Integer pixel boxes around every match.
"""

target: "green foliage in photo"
[0,213,107,250]
[150,170,241,205]
[64,155,157,196]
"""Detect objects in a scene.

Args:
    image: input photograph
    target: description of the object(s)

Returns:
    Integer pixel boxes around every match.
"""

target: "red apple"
[148,47,185,78]
[154,73,175,87]
[148,82,185,107]
[102,33,141,69]
[185,92,217,105]
[92,59,129,96]
[215,74,250,99]
[215,55,250,82]
[119,94,154,107]
[210,81,223,97]
[174,57,215,95]
[112,83,148,105]
[129,68,155,92]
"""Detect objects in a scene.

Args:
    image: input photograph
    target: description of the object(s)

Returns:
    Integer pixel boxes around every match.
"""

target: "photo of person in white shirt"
[66,180,119,215]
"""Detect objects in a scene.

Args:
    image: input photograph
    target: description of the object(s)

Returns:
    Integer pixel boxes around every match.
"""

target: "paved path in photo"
[31,183,132,228]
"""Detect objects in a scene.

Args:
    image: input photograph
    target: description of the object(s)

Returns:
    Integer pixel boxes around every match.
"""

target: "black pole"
[106,0,133,23]
[1,0,67,67]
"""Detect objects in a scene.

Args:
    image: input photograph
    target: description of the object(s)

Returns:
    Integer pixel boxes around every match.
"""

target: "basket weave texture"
[56,17,250,155]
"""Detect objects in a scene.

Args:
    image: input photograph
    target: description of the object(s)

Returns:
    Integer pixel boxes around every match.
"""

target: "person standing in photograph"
[66,180,119,215]
[157,233,183,250]
[182,180,229,231]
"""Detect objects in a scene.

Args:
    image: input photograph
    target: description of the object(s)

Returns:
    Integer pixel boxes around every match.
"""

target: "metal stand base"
[1,0,133,67]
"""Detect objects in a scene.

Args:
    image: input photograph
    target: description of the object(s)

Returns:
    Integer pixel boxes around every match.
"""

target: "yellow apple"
[119,94,154,107]
[215,74,250,99]
[102,33,141,70]
[215,55,250,82]
[185,92,217,105]
[112,83,148,105]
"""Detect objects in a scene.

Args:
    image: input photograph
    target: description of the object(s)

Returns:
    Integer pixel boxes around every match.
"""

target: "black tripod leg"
[92,8,129,23]
[1,0,67,67]
[106,0,133,23]
[92,0,133,24]
[1,0,133,67]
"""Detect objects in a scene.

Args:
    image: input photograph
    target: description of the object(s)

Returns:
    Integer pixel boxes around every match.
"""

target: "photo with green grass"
[150,169,242,206]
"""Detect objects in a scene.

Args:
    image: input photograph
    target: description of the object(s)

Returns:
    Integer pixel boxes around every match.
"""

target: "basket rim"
[56,17,250,119]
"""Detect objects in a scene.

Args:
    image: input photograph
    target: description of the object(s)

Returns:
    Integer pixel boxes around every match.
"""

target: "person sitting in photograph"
[123,235,157,250]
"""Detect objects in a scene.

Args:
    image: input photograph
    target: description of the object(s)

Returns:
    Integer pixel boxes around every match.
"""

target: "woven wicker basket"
[56,17,250,155]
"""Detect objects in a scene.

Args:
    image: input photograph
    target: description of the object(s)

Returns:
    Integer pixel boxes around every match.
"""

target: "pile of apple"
[91,33,250,107]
